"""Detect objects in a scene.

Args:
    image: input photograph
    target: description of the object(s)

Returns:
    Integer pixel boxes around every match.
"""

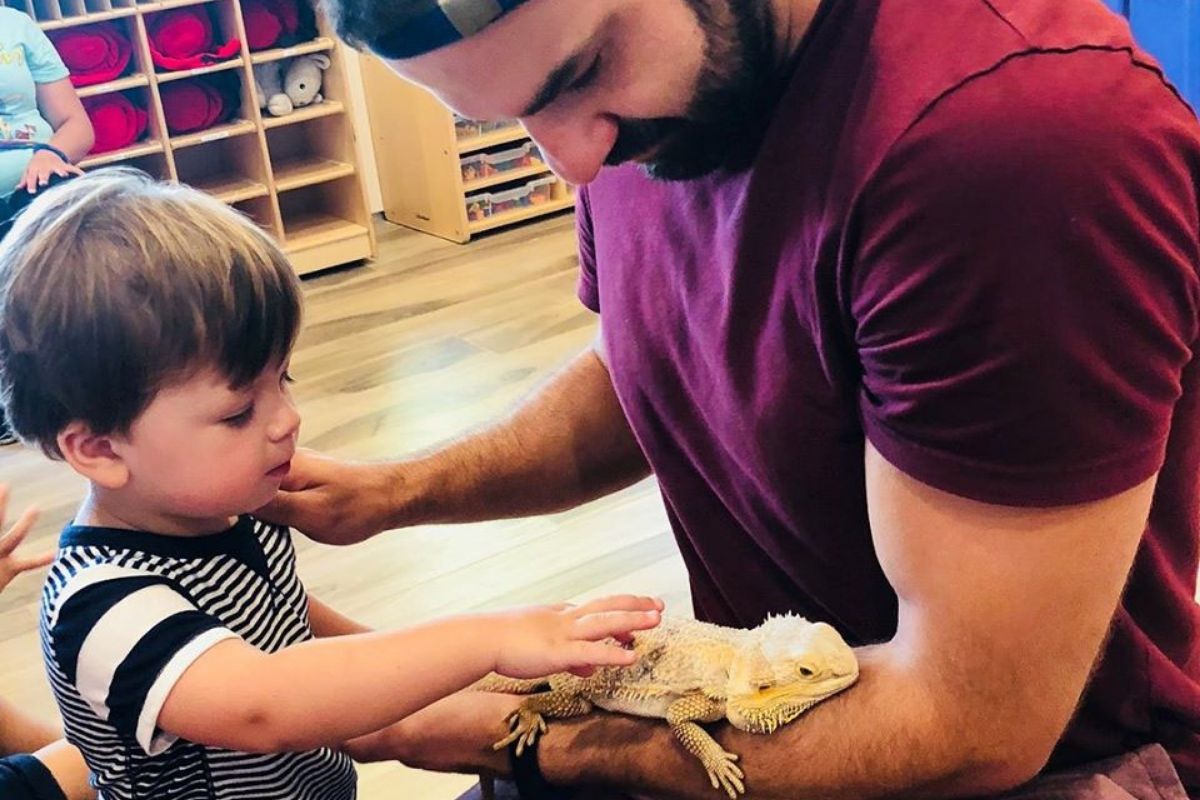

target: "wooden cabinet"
[360,55,573,244]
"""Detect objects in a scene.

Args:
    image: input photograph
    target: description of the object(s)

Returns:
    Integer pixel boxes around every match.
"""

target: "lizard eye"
[798,666,816,678]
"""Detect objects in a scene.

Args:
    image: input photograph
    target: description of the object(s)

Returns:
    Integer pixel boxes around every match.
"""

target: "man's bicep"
[865,442,1153,775]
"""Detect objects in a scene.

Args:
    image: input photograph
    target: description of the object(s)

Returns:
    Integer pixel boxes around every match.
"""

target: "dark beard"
[605,0,786,181]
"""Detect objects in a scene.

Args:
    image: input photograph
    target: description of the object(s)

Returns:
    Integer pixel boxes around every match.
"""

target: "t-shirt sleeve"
[46,566,238,755]
[851,49,1200,507]
[0,755,67,800]
[21,16,68,84]
[576,184,600,313]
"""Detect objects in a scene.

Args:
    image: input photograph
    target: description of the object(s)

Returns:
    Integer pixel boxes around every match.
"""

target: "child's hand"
[0,487,47,595]
[493,594,664,680]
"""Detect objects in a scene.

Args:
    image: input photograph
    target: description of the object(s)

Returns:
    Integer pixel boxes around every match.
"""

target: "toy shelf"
[14,0,376,275]
[360,55,573,243]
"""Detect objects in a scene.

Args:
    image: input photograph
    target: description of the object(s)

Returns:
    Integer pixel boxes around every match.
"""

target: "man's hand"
[0,487,48,595]
[344,690,521,775]
[257,449,402,545]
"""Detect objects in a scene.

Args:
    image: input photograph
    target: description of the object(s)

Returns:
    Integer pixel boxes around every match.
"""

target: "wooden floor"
[0,213,691,799]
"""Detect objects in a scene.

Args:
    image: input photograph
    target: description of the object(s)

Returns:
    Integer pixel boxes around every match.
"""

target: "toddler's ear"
[57,422,129,490]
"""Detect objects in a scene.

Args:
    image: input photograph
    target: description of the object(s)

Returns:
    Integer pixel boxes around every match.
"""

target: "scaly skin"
[479,614,859,797]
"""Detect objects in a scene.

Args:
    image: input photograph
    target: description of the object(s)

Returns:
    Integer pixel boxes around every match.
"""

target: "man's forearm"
[393,347,650,527]
[538,647,1018,800]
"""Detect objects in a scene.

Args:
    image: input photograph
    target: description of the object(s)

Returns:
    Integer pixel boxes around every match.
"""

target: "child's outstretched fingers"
[570,594,664,617]
[566,640,641,675]
[572,609,662,642]
[0,503,45,594]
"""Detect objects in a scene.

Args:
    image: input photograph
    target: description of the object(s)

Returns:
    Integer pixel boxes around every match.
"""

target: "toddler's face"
[116,361,300,526]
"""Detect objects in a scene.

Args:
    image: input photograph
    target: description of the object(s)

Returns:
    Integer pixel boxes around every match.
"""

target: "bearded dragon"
[479,614,859,798]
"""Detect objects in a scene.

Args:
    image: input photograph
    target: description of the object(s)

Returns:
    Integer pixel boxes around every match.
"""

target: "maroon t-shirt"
[576,0,1200,787]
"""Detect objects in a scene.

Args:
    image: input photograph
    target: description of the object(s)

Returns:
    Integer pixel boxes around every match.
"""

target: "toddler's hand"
[494,594,663,679]
[0,486,46,596]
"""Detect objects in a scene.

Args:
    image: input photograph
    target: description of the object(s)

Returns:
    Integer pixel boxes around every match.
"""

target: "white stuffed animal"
[252,54,330,117]
[252,61,293,117]
[282,54,330,110]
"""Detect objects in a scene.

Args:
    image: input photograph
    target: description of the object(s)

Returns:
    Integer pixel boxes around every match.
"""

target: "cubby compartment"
[91,150,170,180]
[232,194,280,238]
[259,41,348,130]
[78,86,158,167]
[144,0,243,80]
[173,135,269,203]
[264,114,355,192]
[162,71,253,146]
[277,175,371,271]
[48,17,141,94]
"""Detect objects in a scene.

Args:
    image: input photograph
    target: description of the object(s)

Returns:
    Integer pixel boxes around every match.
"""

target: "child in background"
[0,492,94,800]
[0,168,662,800]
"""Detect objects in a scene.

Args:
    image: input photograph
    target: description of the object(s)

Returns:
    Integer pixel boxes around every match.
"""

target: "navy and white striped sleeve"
[45,565,239,756]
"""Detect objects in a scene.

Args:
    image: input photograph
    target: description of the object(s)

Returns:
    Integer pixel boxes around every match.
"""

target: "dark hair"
[320,0,430,53]
[0,168,303,458]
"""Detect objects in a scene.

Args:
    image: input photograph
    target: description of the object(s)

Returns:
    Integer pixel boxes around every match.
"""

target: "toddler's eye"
[281,371,295,386]
[222,405,254,427]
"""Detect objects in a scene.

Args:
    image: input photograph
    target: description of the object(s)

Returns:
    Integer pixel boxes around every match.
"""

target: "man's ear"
[57,422,130,490]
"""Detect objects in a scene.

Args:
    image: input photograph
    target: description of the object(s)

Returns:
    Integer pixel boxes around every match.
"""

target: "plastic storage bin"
[460,154,487,182]
[454,115,482,139]
[484,142,537,174]
[465,192,492,221]
[489,184,532,215]
[527,176,556,204]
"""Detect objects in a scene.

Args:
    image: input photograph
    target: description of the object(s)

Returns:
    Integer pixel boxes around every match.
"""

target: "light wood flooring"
[0,213,691,799]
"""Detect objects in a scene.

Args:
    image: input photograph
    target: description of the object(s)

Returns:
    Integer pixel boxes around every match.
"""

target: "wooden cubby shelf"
[78,140,164,169]
[17,0,376,274]
[250,36,334,64]
[261,100,344,129]
[75,74,150,98]
[155,59,244,83]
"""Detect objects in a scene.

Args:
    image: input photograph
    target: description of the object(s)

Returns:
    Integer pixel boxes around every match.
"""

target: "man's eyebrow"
[521,52,586,117]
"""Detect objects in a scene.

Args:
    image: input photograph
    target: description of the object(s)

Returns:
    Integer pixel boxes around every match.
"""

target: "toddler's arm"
[156,595,660,753]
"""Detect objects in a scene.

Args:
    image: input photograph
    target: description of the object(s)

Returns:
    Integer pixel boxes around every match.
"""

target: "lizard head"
[725,615,859,735]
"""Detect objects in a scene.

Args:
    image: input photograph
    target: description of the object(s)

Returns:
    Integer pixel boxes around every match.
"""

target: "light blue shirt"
[0,8,68,200]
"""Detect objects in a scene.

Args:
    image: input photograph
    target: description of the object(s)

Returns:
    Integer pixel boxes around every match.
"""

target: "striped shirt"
[40,516,357,800]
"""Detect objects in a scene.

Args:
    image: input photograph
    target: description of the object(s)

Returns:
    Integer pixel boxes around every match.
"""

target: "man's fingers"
[255,491,305,527]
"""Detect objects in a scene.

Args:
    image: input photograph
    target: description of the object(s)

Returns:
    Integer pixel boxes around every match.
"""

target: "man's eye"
[570,55,602,91]
[281,371,295,386]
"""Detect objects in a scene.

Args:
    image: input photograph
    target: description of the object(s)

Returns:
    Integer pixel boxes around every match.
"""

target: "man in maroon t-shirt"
[265,0,1200,797]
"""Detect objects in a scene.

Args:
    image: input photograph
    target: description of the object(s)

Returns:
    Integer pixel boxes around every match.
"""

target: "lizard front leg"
[492,690,593,756]
[666,695,745,799]
[472,674,553,695]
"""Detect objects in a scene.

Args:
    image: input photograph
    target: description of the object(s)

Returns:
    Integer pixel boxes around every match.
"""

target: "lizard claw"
[703,750,744,798]
[491,708,548,756]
